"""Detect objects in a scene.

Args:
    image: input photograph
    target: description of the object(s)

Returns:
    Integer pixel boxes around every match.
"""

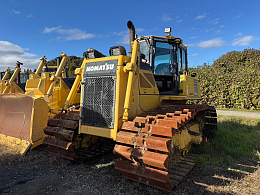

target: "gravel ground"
[0,148,259,195]
[1,112,259,194]
[216,110,260,119]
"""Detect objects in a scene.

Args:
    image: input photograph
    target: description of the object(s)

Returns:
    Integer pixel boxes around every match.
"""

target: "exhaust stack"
[127,21,136,57]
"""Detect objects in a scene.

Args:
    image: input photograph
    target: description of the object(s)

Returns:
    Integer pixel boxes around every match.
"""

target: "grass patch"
[193,116,260,166]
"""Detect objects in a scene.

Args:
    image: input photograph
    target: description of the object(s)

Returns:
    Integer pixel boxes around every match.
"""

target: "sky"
[0,0,259,71]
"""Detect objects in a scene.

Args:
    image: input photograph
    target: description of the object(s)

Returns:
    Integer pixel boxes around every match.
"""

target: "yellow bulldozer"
[42,21,217,191]
[0,61,30,94]
[0,53,80,154]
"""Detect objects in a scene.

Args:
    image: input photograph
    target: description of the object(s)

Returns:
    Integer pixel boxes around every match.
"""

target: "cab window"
[20,73,29,83]
[139,40,150,61]
[182,49,187,72]
[178,48,187,73]
[154,42,173,75]
[178,48,182,72]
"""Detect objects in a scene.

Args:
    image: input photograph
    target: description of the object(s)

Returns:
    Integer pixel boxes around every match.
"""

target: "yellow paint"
[47,52,68,97]
[0,53,81,153]
[123,40,140,122]
[80,125,112,138]
[0,96,49,155]
[0,68,11,93]
[29,97,49,145]
[78,55,131,141]
[179,74,201,98]
[2,65,24,94]
[63,64,84,110]
[74,35,203,143]
[172,122,202,155]
[131,89,135,105]
[35,55,47,75]
[0,134,31,155]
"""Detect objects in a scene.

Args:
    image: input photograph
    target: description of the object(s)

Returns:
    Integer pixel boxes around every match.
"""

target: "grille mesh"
[82,76,115,128]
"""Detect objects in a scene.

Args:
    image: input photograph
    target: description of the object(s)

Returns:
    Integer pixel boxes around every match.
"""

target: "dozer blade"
[0,93,49,155]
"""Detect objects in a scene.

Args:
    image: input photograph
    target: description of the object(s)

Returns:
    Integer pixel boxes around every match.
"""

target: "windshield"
[154,42,173,75]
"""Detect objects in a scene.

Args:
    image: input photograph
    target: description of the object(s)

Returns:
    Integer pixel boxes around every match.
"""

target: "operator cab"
[138,28,188,95]
[19,72,29,83]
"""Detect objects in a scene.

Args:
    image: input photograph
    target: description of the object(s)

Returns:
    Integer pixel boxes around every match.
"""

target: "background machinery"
[0,53,80,154]
[0,67,11,93]
[42,21,217,191]
[1,61,30,94]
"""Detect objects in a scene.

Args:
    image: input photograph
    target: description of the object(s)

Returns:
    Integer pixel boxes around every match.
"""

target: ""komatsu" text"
[85,63,114,71]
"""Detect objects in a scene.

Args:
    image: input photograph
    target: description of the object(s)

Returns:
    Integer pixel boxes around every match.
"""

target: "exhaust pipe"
[57,56,62,69]
[16,61,23,84]
[127,21,136,57]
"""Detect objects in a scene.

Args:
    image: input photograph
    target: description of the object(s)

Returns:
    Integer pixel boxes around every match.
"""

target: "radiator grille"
[82,76,115,128]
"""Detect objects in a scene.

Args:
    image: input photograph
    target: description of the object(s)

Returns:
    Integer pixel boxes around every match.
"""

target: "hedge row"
[189,48,260,110]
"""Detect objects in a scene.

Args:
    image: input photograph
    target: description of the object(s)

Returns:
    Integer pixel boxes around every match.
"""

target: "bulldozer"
[0,53,80,154]
[42,21,217,191]
[1,61,30,94]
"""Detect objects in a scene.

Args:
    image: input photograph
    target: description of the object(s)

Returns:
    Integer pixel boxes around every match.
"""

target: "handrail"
[123,40,140,122]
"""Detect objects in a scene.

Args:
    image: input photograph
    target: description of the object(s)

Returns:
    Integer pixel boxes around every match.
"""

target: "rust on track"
[43,108,115,163]
[113,104,217,191]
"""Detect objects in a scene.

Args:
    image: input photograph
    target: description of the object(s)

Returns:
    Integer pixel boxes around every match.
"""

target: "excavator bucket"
[0,93,49,155]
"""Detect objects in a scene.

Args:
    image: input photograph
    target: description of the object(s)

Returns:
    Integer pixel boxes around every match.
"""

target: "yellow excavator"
[0,53,80,154]
[42,21,217,191]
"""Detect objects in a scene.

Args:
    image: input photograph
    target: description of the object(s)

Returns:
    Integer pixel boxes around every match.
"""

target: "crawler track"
[43,109,115,163]
[42,103,217,191]
[113,104,217,191]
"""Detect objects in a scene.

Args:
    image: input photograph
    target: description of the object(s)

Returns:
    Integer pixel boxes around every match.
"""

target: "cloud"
[159,13,172,21]
[0,41,39,71]
[177,19,182,23]
[205,28,214,32]
[197,38,224,48]
[194,13,206,20]
[220,25,225,28]
[235,12,245,19]
[187,43,196,47]
[190,27,196,31]
[137,28,144,33]
[27,14,34,18]
[190,54,198,57]
[189,36,197,39]
[209,18,219,25]
[12,9,20,14]
[236,32,243,37]
[232,35,254,46]
[42,26,62,33]
[113,28,144,44]
[42,26,95,41]
[215,30,222,34]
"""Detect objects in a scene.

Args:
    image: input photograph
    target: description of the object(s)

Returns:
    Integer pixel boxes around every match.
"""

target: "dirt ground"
[1,113,260,194]
[216,110,260,119]
[0,147,259,195]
